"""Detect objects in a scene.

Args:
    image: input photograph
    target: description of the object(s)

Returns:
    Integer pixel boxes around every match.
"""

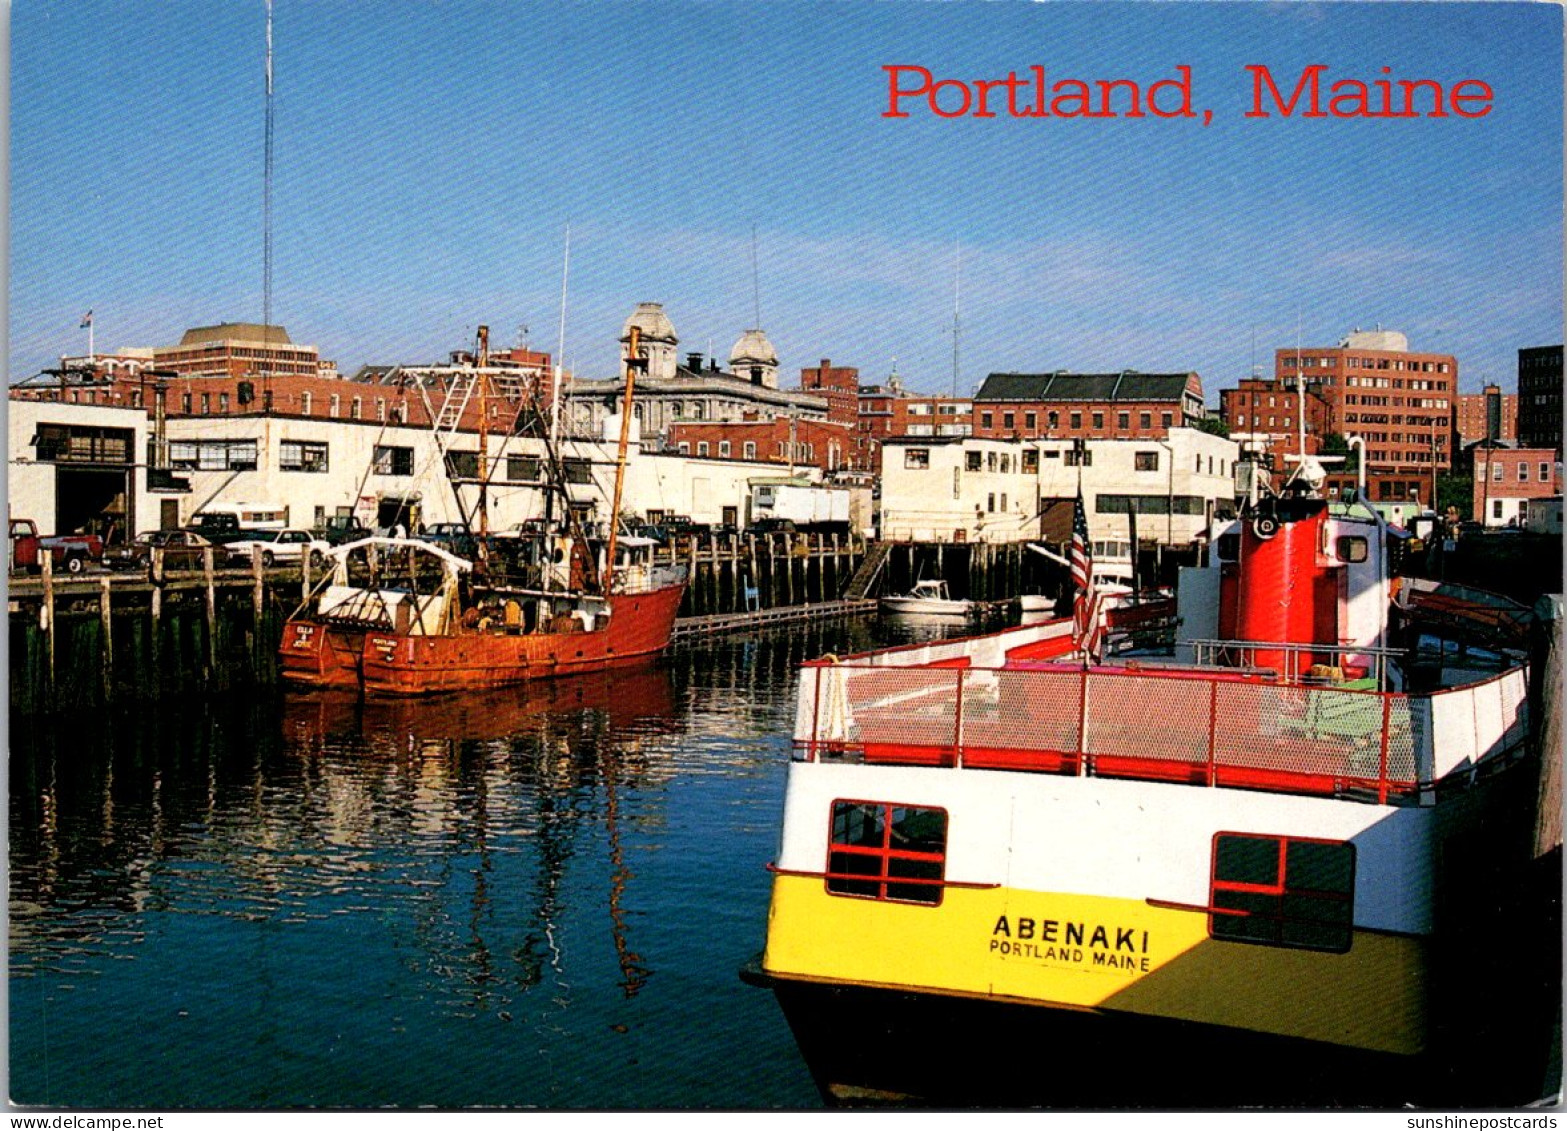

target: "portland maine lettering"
[882,64,1493,123]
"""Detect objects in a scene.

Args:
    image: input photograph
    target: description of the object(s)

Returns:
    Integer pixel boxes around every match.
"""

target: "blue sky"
[9,1,1562,401]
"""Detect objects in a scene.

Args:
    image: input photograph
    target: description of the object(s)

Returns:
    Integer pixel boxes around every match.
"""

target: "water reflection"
[9,619,975,1107]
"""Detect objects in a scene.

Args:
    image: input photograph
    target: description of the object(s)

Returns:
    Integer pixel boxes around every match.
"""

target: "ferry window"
[827,801,948,905]
[1335,536,1369,564]
[904,448,930,470]
[1210,833,1354,953]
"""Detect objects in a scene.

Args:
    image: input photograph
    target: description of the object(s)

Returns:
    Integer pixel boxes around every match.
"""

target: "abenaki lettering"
[990,915,1152,972]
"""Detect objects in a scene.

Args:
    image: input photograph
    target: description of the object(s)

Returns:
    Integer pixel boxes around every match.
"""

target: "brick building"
[889,395,973,440]
[1221,376,1333,463]
[14,324,555,438]
[1517,345,1563,454]
[798,358,861,428]
[1472,447,1563,527]
[151,323,335,382]
[970,371,1205,441]
[853,379,906,473]
[665,415,855,474]
[1270,329,1455,502]
[1452,384,1516,451]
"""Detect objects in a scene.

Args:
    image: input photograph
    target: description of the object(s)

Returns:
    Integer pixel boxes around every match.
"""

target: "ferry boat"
[744,467,1553,1106]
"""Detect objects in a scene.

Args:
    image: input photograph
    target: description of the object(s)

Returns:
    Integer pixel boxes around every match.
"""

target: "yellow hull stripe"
[762,875,1428,1055]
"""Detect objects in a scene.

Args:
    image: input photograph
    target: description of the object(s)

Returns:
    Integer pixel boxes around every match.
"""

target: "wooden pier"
[671,599,878,643]
[8,532,1050,714]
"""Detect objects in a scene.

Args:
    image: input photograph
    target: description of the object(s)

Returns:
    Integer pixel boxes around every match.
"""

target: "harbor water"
[8,616,967,1109]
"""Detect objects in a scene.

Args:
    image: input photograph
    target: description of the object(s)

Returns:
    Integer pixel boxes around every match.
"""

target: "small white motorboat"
[880,579,974,617]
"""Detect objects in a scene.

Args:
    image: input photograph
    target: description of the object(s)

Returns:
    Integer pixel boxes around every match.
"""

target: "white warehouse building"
[878,428,1242,546]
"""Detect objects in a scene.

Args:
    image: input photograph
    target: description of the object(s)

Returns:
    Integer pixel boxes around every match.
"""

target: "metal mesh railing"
[797,660,1531,806]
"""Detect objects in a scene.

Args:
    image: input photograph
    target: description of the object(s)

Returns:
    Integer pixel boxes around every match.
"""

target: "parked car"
[226,528,331,568]
[9,518,105,574]
[316,514,373,546]
[418,522,478,559]
[106,529,217,575]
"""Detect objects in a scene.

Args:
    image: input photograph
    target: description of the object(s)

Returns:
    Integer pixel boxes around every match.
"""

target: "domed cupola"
[730,327,779,388]
[620,303,679,381]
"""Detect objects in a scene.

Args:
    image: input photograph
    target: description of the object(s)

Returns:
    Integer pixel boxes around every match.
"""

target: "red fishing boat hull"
[357,582,686,696]
[279,619,367,690]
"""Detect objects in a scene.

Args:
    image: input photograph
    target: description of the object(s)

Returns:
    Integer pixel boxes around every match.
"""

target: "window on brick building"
[719,440,731,458]
[1140,412,1151,430]
[1118,411,1130,430]
[1070,412,1082,430]
[1519,463,1529,481]
[1092,412,1104,430]
[744,441,756,459]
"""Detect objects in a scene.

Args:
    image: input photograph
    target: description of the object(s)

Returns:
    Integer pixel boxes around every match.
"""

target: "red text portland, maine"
[881,64,1493,122]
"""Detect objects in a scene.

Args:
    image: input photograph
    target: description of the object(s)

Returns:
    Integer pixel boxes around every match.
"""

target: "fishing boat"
[880,579,973,618]
[280,322,688,696]
[743,463,1555,1106]
[279,533,686,695]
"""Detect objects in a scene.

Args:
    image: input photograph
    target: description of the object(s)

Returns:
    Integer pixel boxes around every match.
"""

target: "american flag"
[79,310,93,328]
[1071,490,1104,662]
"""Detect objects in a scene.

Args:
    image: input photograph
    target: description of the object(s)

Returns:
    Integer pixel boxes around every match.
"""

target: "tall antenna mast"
[951,242,962,398]
[263,0,274,340]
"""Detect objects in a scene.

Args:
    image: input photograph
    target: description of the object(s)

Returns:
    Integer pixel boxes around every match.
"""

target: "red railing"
[795,661,1475,804]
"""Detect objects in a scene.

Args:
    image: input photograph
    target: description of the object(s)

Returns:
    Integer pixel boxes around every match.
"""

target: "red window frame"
[825,800,948,906]
[1209,832,1355,953]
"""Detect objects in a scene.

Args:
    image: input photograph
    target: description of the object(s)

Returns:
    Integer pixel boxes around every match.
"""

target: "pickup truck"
[9,518,104,574]
[316,514,372,546]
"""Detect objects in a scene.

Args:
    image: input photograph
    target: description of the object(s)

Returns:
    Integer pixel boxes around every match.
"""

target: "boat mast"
[476,324,491,537]
[605,325,644,593]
